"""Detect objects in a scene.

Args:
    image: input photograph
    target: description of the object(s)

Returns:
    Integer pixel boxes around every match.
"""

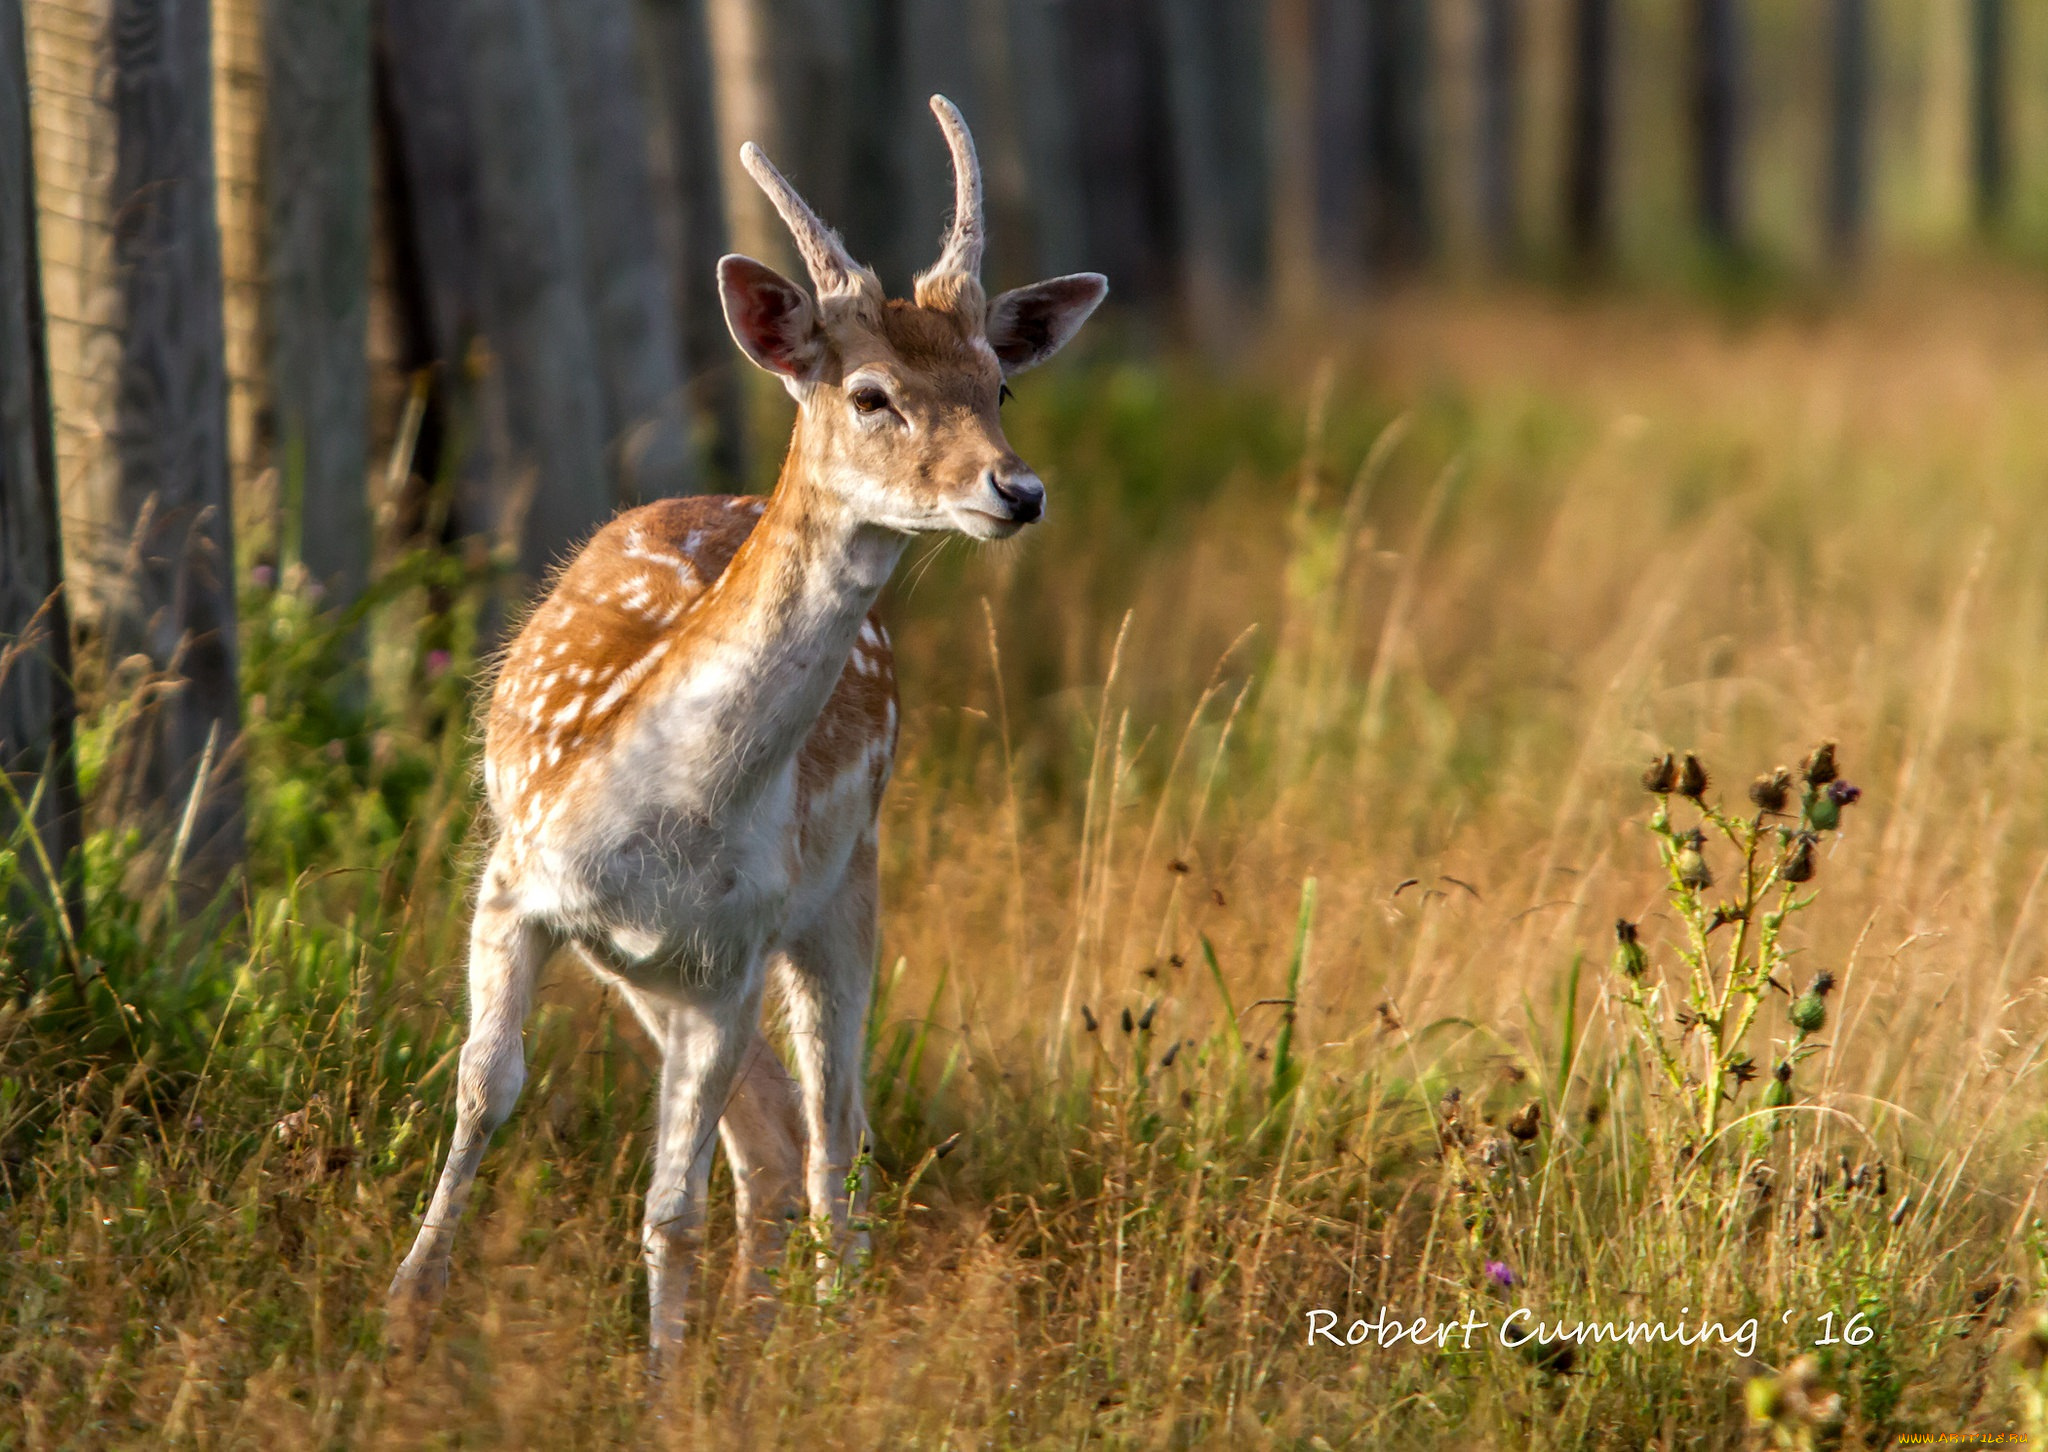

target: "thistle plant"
[1611,742,1862,1146]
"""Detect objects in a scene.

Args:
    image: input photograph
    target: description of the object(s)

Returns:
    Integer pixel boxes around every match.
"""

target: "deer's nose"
[988,468,1044,524]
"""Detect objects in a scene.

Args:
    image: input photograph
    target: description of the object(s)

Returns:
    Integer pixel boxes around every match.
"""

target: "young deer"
[386,97,1106,1360]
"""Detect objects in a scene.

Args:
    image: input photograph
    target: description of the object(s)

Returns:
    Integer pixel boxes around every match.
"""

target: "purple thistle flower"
[1826,780,1861,807]
[1484,1260,1516,1289]
[250,564,276,589]
[425,649,453,680]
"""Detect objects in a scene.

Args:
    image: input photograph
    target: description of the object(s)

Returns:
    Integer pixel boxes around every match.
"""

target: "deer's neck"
[657,424,904,798]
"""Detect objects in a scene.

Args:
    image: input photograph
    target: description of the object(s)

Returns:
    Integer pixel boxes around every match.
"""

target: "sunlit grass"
[5,274,2048,1446]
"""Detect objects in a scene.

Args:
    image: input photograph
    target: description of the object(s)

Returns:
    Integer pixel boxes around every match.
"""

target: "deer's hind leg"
[388,854,552,1350]
[716,1030,805,1309]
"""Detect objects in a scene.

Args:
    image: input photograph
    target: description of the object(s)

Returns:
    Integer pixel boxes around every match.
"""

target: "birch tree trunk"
[545,0,696,501]
[458,0,611,580]
[641,0,748,490]
[104,0,244,886]
[265,0,371,607]
[2,0,83,939]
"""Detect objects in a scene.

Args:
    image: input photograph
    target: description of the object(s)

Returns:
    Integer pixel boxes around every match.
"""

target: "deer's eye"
[850,385,892,416]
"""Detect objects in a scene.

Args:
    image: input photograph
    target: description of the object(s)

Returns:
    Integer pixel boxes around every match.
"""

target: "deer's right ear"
[718,255,824,379]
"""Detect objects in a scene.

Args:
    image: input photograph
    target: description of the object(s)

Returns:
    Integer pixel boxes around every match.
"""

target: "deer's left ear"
[985,273,1108,374]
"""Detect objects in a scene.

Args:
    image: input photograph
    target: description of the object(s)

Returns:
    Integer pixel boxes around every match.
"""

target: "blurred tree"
[1064,0,1177,305]
[265,0,372,609]
[1475,0,1521,265]
[1314,0,1429,282]
[1825,0,1869,263]
[1969,0,2006,230]
[1690,0,1743,251]
[1002,0,1090,281]
[1161,0,1269,324]
[546,0,697,501]
[1564,0,1611,268]
[2,0,82,939]
[641,0,749,490]
[457,0,612,581]
[98,0,244,887]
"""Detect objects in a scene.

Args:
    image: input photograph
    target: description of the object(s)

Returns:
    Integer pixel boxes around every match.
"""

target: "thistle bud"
[1810,970,1836,998]
[1749,768,1793,813]
[1783,832,1818,884]
[1790,992,1827,1035]
[1642,753,1678,794]
[1763,1077,1793,1110]
[1612,919,1648,979]
[1677,753,1710,800]
[1676,829,1713,890]
[1803,740,1838,788]
[1810,779,1860,831]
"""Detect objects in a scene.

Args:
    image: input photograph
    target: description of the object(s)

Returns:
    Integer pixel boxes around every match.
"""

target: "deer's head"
[719,97,1106,540]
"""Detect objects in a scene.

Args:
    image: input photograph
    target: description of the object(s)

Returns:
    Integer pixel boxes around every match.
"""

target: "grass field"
[6,271,2048,1447]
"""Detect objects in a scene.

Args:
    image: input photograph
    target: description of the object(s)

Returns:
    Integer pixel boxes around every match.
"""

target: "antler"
[739,141,872,300]
[926,95,985,283]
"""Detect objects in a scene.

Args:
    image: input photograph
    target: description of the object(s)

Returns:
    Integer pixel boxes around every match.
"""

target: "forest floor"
[6,269,2048,1447]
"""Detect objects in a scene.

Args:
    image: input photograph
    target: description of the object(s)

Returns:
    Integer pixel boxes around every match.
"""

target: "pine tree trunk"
[1061,0,1176,306]
[641,0,748,490]
[1970,0,2006,230]
[1160,0,1270,323]
[458,0,612,580]
[1691,0,1743,250]
[545,0,696,501]
[1364,0,1430,272]
[265,0,372,607]
[1825,0,1868,263]
[2,0,83,941]
[104,0,244,887]
[1564,0,1611,266]
[1474,0,1520,266]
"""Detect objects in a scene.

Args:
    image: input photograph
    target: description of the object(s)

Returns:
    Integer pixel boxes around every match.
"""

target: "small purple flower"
[1484,1260,1516,1289]
[1826,780,1861,807]
[322,739,346,764]
[250,563,276,589]
[425,649,453,680]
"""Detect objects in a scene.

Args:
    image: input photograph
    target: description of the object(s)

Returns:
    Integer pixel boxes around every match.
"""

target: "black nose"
[989,470,1044,523]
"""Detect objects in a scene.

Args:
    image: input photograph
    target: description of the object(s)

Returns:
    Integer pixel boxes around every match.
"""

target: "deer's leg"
[644,971,763,1365]
[775,835,879,1268]
[387,879,550,1347]
[717,1029,804,1309]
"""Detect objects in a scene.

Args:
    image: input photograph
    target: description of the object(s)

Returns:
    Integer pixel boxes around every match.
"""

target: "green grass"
[5,276,2048,1447]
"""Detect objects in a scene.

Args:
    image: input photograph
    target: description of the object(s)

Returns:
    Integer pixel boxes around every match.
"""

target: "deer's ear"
[985,273,1108,374]
[719,255,825,378]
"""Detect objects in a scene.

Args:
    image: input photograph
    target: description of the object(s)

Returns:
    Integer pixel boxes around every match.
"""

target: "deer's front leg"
[776,840,879,1272]
[388,876,551,1353]
[644,971,765,1367]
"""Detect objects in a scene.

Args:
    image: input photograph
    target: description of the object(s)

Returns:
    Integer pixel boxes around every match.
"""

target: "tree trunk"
[1474,0,1519,266]
[1310,0,1368,282]
[265,0,372,607]
[1061,0,1177,307]
[1363,0,1430,273]
[1690,0,1743,251]
[103,0,243,887]
[1825,0,1868,263]
[545,0,696,502]
[458,0,612,580]
[1003,0,1089,280]
[1564,0,1610,267]
[1160,0,1270,324]
[1,0,83,941]
[1969,0,2006,230]
[641,0,748,490]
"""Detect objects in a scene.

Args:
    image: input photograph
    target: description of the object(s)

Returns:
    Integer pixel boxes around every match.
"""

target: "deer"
[385,96,1106,1363]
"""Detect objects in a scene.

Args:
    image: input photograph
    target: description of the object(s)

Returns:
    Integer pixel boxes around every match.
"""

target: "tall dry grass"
[4,273,2048,1446]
